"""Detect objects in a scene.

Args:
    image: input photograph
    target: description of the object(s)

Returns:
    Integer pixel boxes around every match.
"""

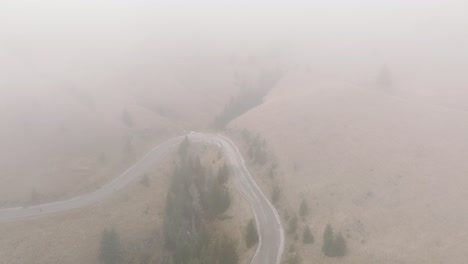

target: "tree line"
[162,137,239,264]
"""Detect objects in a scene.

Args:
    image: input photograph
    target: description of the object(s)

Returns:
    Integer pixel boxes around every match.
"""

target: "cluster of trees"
[257,67,283,91]
[162,138,238,264]
[241,130,268,166]
[322,224,347,257]
[214,90,265,129]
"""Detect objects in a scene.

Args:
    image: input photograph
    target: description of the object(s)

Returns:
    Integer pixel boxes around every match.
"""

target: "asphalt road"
[0,132,284,264]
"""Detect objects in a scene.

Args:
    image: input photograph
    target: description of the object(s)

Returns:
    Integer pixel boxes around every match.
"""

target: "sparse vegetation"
[322,224,347,257]
[245,218,259,249]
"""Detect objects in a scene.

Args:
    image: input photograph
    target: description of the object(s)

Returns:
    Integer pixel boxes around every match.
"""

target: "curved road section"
[0,132,284,264]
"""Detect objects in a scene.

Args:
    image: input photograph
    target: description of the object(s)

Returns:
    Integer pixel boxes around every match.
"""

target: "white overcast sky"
[1,0,467,95]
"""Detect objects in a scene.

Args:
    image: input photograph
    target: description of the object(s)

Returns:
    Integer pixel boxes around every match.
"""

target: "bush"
[100,228,124,264]
[245,218,259,249]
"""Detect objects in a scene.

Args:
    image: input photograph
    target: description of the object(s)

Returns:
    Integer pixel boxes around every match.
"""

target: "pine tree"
[377,65,393,91]
[121,109,133,127]
[271,185,281,205]
[303,226,314,244]
[217,163,230,184]
[322,224,334,256]
[100,229,124,264]
[288,215,298,234]
[299,199,309,219]
[334,233,347,257]
[245,218,259,248]
[178,136,190,157]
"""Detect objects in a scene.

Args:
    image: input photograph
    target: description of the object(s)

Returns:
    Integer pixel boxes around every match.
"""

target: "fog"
[1,1,468,263]
[2,1,467,93]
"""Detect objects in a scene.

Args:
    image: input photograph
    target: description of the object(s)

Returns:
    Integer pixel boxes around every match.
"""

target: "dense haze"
[2,0,467,95]
[1,1,468,264]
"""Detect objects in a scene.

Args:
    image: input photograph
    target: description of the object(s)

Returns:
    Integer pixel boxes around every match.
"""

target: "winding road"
[0,132,284,264]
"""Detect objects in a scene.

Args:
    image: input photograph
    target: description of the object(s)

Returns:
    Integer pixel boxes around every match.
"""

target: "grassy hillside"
[0,50,241,204]
[229,71,468,263]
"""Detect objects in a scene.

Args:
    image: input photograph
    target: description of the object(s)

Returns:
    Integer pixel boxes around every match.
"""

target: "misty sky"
[1,0,467,98]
